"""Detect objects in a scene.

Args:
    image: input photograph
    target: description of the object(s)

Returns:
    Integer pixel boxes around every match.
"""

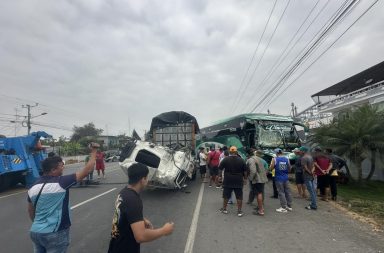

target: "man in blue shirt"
[269,148,293,213]
[27,143,99,253]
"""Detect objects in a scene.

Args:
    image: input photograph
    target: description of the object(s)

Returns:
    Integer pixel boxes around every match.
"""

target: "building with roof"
[297,60,384,128]
[296,60,384,181]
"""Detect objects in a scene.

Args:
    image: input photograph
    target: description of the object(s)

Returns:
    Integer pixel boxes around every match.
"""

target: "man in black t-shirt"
[108,163,174,253]
[219,146,247,217]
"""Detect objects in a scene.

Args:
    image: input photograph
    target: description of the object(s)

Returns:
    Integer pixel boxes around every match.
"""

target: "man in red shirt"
[314,147,332,201]
[207,146,221,188]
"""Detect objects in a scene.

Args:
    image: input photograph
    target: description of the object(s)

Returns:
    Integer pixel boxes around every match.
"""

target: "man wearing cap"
[300,146,317,210]
[269,148,293,213]
[293,148,306,199]
[108,163,174,253]
[219,146,247,217]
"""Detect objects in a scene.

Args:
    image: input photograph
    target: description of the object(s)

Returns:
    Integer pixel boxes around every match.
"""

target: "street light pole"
[22,103,37,135]
[21,103,47,135]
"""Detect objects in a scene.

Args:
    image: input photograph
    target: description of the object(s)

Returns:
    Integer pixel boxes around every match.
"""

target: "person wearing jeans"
[300,146,317,210]
[270,148,292,213]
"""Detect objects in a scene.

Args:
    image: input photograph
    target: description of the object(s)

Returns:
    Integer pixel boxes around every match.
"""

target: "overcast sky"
[1,0,383,139]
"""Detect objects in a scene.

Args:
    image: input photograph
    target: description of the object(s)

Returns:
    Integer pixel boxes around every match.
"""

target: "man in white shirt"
[198,147,207,182]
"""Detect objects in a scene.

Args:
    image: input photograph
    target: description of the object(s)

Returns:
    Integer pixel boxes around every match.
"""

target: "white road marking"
[0,190,27,199]
[184,183,205,253]
[71,188,117,210]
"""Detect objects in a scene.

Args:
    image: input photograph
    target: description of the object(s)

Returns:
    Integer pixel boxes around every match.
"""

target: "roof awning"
[311,61,384,97]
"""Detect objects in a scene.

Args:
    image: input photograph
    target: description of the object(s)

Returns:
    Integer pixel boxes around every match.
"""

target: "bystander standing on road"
[219,146,247,217]
[207,146,221,188]
[325,148,346,201]
[96,150,106,179]
[198,147,208,182]
[247,149,268,216]
[314,147,332,201]
[293,148,307,199]
[301,146,317,210]
[27,143,100,253]
[108,163,174,253]
[270,148,293,213]
[270,161,279,199]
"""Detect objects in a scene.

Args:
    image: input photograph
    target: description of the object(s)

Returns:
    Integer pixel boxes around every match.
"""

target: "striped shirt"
[27,174,77,233]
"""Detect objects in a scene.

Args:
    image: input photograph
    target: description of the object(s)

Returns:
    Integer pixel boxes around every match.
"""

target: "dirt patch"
[330,200,383,233]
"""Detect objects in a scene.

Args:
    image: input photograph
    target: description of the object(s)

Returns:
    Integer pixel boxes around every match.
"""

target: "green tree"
[71,122,103,142]
[62,142,82,156]
[310,105,384,182]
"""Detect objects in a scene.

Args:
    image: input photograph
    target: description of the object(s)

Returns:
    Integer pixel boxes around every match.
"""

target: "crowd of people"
[198,144,345,216]
[26,142,345,253]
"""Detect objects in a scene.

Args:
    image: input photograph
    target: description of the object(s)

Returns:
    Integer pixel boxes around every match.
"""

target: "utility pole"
[22,103,38,134]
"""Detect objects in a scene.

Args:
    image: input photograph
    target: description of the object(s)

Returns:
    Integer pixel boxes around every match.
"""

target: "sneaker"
[216,186,221,189]
[285,206,293,211]
[219,208,228,214]
[305,205,317,210]
[97,176,101,180]
[228,200,233,204]
[237,211,244,217]
[276,207,288,213]
[252,210,264,216]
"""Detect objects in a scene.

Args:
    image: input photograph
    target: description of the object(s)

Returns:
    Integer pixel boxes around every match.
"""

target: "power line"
[258,0,361,111]
[263,0,380,110]
[230,0,278,112]
[248,0,360,112]
[234,0,292,114]
[237,0,329,113]
[248,0,353,113]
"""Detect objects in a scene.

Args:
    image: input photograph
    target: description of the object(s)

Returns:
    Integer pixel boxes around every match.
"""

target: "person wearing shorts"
[247,150,268,216]
[207,147,221,188]
[198,147,207,182]
[219,146,247,217]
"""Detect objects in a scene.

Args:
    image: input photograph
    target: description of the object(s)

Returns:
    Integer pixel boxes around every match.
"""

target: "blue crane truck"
[0,131,51,191]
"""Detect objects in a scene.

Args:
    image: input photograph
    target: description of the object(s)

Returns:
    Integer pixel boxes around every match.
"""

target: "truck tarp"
[149,111,200,133]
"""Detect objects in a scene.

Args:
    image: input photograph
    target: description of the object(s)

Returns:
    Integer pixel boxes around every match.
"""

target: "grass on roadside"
[338,180,384,226]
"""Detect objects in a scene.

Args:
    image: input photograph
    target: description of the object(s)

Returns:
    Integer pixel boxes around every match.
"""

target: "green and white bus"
[197,113,306,161]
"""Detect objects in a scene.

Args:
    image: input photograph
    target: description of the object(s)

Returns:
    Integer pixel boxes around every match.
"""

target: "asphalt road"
[0,162,383,253]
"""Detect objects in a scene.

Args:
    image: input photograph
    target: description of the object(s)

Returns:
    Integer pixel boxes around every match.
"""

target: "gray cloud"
[0,0,383,138]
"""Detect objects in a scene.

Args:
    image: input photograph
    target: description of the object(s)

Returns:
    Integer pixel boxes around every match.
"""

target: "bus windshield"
[258,121,298,149]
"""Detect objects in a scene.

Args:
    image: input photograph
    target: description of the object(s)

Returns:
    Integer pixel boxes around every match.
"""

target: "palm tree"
[310,104,384,182]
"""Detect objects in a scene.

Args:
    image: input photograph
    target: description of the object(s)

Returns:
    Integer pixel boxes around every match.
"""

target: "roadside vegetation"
[310,105,384,226]
[338,181,384,227]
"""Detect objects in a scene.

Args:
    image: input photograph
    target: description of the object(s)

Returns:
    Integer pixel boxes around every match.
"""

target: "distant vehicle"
[0,131,51,191]
[198,113,306,163]
[104,150,120,162]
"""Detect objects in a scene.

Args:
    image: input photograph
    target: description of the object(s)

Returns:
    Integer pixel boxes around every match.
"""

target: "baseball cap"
[299,146,309,152]
[274,148,283,154]
[292,148,300,153]
[229,146,237,152]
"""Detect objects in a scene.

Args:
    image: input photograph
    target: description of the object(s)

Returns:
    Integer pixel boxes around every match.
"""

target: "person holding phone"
[27,142,100,253]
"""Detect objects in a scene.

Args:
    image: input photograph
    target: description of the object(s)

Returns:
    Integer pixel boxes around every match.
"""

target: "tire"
[0,175,11,192]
